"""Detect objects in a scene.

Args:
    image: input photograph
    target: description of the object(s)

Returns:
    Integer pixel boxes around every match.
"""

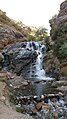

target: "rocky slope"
[0,10,32,51]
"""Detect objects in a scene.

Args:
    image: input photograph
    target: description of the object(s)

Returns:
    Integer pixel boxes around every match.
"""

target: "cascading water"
[22,41,53,80]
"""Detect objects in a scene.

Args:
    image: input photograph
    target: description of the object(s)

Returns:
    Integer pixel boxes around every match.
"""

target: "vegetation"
[58,42,67,60]
[0,9,48,41]
[0,10,31,37]
[50,22,67,61]
[28,26,48,41]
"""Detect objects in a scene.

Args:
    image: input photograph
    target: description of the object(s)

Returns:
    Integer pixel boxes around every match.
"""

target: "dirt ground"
[0,82,33,119]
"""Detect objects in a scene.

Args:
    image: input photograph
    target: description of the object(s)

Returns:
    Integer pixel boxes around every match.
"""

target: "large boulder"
[2,42,37,75]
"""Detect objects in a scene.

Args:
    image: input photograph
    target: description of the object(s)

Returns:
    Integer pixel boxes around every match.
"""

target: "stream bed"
[2,41,67,119]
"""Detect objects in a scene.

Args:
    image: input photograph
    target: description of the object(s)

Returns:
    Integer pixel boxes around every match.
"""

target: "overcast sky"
[0,0,64,32]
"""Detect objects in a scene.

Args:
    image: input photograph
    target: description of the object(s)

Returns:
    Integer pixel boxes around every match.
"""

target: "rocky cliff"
[45,0,67,80]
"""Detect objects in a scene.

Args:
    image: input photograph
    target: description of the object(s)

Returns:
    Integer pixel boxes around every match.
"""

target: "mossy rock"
[16,105,25,113]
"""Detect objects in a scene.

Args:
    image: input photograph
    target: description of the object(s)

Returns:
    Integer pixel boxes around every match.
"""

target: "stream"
[3,41,67,119]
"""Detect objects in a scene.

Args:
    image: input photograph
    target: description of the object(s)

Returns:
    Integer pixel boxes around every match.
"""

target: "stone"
[51,97,57,102]
[52,81,67,87]
[56,86,67,93]
[42,105,49,110]
[31,107,37,115]
[8,74,28,88]
[52,112,58,119]
[35,103,42,110]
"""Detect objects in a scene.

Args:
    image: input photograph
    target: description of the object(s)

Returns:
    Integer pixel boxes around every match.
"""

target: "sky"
[0,0,64,32]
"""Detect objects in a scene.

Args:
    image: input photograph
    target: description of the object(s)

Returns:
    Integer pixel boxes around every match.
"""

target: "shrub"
[58,42,67,60]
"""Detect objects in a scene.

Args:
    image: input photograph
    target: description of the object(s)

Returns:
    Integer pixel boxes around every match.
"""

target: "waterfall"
[24,41,53,80]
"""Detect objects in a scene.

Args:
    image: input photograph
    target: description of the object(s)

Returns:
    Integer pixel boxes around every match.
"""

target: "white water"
[25,42,53,80]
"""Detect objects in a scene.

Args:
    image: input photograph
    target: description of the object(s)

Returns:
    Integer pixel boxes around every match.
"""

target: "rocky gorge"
[0,0,67,119]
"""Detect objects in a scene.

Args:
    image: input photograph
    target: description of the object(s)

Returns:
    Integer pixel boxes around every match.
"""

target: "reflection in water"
[16,82,52,96]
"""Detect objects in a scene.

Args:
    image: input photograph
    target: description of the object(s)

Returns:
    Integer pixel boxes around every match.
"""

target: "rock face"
[0,24,24,50]
[45,0,67,80]
[0,10,32,51]
[45,50,61,79]
[2,42,37,75]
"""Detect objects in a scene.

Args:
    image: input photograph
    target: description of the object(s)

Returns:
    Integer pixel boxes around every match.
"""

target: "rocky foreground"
[0,73,33,119]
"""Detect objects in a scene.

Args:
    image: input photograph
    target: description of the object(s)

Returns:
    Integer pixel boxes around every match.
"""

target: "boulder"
[2,42,37,75]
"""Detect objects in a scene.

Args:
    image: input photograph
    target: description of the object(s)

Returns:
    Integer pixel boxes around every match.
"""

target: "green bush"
[58,42,67,59]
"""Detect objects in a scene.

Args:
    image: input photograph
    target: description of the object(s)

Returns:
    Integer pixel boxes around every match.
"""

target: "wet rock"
[51,97,57,102]
[31,108,37,115]
[35,103,42,111]
[52,111,59,119]
[52,81,67,87]
[42,105,49,110]
[2,43,37,75]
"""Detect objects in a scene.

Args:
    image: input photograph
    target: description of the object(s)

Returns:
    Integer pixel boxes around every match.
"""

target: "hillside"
[0,10,32,50]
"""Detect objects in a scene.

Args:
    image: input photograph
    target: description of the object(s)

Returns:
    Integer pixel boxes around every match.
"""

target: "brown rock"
[35,103,42,111]
[61,65,67,74]
[56,86,67,93]
[51,98,57,102]
[52,81,67,87]
[42,105,49,110]
[53,112,58,119]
